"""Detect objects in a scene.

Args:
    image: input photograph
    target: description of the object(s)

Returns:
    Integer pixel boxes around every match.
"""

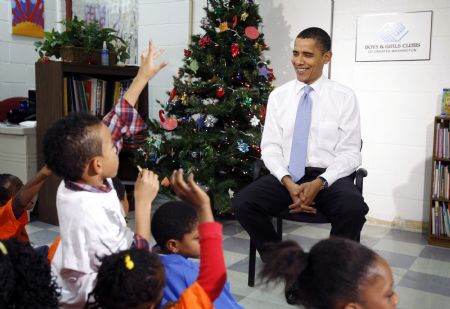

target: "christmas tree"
[134,0,275,214]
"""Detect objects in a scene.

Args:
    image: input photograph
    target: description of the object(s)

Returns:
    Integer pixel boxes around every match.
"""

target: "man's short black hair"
[43,113,103,181]
[297,27,331,53]
[151,201,198,251]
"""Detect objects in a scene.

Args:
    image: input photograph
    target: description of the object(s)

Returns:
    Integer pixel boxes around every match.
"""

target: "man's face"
[291,37,331,85]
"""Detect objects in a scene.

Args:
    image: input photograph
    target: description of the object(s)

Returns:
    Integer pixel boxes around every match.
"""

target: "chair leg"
[248,239,256,287]
[277,216,283,237]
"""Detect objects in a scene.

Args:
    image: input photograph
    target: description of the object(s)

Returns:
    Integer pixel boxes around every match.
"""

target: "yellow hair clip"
[124,254,134,270]
[0,241,8,256]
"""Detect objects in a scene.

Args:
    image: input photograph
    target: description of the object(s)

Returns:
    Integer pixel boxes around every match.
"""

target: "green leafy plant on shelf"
[34,16,129,63]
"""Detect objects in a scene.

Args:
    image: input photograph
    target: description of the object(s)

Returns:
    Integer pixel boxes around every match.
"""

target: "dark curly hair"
[43,112,103,181]
[260,238,378,309]
[85,248,166,309]
[0,239,60,308]
[151,201,198,252]
[297,27,331,53]
[0,174,23,205]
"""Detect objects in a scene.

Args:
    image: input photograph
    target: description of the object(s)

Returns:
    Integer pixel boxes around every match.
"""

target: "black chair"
[247,160,367,287]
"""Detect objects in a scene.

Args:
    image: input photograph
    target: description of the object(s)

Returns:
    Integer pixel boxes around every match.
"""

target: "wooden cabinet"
[429,116,450,248]
[35,61,147,225]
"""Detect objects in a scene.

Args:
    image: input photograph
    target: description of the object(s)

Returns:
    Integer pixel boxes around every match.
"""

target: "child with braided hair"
[85,169,226,309]
[260,238,399,309]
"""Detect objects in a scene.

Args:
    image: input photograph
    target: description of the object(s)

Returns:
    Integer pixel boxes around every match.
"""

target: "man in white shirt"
[232,27,369,261]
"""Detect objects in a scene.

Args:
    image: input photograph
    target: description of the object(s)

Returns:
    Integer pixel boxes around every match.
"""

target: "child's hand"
[138,40,168,82]
[170,169,213,223]
[40,165,52,177]
[134,169,159,208]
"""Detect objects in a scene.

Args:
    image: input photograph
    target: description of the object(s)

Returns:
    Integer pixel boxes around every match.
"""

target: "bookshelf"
[35,61,148,225]
[429,116,450,248]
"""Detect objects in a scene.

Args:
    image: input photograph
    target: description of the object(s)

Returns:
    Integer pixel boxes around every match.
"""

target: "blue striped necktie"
[289,85,313,182]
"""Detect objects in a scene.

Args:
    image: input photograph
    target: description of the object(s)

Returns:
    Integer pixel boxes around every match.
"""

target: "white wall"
[0,0,65,100]
[139,0,332,119]
[332,0,450,224]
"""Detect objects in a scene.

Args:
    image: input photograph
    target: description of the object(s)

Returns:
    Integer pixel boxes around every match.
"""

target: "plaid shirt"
[102,98,146,153]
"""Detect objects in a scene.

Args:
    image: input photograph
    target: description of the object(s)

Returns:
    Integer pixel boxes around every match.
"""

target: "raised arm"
[124,40,168,107]
[14,166,52,216]
[170,170,226,302]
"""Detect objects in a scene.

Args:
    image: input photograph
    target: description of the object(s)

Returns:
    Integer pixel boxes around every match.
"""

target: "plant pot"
[60,46,118,65]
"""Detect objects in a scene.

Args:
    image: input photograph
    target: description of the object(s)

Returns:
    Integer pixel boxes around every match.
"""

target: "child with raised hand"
[260,238,399,309]
[151,201,243,308]
[0,238,60,308]
[86,169,227,309]
[0,166,52,243]
[45,40,166,307]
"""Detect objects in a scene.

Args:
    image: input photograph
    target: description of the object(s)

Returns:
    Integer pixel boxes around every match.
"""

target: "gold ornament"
[241,12,249,21]
[219,21,229,32]
[181,93,188,105]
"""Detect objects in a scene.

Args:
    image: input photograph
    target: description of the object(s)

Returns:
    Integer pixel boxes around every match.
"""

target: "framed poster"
[11,0,44,38]
[70,0,138,64]
[355,11,432,62]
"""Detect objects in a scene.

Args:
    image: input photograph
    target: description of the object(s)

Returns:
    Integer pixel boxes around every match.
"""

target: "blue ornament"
[237,140,250,153]
[196,117,205,131]
[258,64,269,78]
[150,153,158,164]
[181,116,190,123]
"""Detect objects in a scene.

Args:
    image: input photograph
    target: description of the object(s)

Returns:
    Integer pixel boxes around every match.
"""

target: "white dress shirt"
[261,75,361,186]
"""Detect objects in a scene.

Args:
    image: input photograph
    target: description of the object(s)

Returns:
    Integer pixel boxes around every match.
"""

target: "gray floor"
[27,207,450,309]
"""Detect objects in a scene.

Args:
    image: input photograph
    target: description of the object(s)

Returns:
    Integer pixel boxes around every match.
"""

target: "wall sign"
[355,11,432,62]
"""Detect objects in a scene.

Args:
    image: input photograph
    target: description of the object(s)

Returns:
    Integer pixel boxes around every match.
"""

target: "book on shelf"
[62,76,133,116]
[431,201,450,237]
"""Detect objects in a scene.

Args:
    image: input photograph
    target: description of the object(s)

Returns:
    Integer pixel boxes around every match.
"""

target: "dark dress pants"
[232,167,369,261]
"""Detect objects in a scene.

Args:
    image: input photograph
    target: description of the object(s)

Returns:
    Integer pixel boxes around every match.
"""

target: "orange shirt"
[166,282,213,309]
[0,197,29,242]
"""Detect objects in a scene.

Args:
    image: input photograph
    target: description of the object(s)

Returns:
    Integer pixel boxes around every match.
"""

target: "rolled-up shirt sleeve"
[102,98,146,153]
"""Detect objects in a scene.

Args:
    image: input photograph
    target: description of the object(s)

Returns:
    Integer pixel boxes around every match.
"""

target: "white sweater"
[51,179,134,307]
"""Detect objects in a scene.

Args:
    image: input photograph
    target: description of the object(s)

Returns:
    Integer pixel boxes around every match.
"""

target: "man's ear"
[166,239,180,253]
[323,50,332,64]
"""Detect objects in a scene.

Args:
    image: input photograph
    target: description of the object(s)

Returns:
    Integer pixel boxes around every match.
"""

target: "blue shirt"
[159,253,243,309]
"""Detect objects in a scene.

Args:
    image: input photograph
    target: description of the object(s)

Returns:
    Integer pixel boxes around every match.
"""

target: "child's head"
[151,201,199,258]
[0,174,23,205]
[0,239,60,308]
[86,248,165,309]
[260,238,399,309]
[44,113,119,182]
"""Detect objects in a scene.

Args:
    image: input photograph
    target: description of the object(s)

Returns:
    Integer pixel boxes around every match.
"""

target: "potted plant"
[34,16,130,64]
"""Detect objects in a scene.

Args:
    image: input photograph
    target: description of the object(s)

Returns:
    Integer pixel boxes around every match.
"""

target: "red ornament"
[42,56,50,62]
[159,110,178,131]
[169,89,177,100]
[252,145,261,154]
[260,105,267,119]
[267,67,275,81]
[216,87,225,98]
[232,15,238,28]
[184,48,192,57]
[199,36,211,47]
[245,26,260,40]
[231,43,240,58]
